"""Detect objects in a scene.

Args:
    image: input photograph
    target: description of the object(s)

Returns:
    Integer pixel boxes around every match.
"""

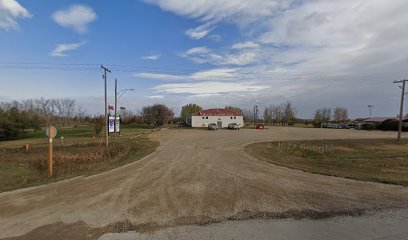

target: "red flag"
[108,105,114,110]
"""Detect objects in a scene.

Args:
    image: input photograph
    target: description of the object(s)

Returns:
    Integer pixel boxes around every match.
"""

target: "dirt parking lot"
[1,127,408,239]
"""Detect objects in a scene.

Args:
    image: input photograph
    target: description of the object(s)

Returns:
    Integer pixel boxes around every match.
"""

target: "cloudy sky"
[0,0,407,118]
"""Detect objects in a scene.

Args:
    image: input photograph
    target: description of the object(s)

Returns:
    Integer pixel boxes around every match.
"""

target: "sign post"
[46,126,58,177]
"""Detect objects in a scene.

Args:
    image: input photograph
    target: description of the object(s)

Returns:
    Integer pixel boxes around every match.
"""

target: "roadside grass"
[0,124,150,148]
[246,139,408,186]
[0,124,158,192]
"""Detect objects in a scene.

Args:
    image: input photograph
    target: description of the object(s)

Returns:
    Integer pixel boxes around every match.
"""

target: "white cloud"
[185,47,211,55]
[52,4,97,33]
[142,54,161,60]
[140,1,408,118]
[0,0,31,30]
[50,42,86,57]
[135,68,239,82]
[153,81,268,96]
[148,95,165,99]
[183,46,258,66]
[143,0,291,25]
[185,22,214,39]
[232,41,259,49]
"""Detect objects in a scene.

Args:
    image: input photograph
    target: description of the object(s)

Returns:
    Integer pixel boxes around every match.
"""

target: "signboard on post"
[46,126,58,138]
[108,117,120,133]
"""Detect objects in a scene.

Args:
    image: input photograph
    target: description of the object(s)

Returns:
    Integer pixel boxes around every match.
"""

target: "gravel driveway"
[1,127,407,239]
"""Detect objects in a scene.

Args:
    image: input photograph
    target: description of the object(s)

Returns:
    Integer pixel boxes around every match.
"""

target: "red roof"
[364,117,396,123]
[363,117,408,123]
[192,109,242,116]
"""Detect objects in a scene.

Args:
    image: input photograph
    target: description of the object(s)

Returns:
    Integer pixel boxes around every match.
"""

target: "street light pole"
[368,105,374,118]
[114,85,134,136]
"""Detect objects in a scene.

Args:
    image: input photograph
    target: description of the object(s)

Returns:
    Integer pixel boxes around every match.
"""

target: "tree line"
[0,98,86,140]
[313,107,349,127]
[0,99,176,140]
[1,97,353,141]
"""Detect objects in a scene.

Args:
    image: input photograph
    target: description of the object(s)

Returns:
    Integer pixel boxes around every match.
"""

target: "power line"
[0,61,390,84]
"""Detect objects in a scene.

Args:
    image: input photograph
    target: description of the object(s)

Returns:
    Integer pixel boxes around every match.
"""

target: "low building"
[363,117,396,123]
[191,109,244,128]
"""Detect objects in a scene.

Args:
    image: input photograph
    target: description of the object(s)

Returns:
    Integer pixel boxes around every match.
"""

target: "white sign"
[108,117,120,133]
[115,117,120,133]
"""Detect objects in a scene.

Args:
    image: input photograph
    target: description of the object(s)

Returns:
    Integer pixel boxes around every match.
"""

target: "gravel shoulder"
[98,208,408,240]
[1,128,408,239]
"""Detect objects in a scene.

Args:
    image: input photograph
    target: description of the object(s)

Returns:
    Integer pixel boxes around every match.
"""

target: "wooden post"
[49,137,53,177]
[48,127,54,177]
[394,79,407,141]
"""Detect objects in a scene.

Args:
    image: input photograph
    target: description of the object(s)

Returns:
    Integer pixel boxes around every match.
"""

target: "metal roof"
[192,109,242,116]
[363,117,396,123]
[363,117,408,123]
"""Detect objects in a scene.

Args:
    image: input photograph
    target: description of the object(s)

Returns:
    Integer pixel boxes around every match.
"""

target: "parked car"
[256,123,265,130]
[208,123,219,130]
[228,123,240,130]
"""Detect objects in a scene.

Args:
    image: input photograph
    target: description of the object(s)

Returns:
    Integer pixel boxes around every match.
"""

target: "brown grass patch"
[246,139,408,186]
[0,139,158,192]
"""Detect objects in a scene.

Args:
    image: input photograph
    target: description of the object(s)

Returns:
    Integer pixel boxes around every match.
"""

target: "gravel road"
[1,127,407,239]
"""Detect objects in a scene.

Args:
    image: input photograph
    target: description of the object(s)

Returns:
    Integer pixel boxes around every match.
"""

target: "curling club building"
[191,109,244,128]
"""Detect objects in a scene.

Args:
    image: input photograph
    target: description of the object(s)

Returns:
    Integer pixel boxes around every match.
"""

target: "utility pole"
[393,79,407,141]
[101,65,111,147]
[368,105,374,118]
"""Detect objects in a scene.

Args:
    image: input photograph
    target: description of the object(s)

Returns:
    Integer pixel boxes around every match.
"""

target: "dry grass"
[0,139,158,192]
[246,139,408,186]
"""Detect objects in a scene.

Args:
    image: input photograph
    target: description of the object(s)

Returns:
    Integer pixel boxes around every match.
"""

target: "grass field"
[0,124,158,192]
[246,139,408,186]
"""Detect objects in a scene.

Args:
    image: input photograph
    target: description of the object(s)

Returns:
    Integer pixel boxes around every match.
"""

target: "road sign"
[46,126,58,139]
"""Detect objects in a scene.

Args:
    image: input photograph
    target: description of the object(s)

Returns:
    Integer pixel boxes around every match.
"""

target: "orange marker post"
[49,136,53,177]
[46,126,57,177]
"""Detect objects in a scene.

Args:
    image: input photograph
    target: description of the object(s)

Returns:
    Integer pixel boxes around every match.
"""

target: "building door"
[217,120,222,128]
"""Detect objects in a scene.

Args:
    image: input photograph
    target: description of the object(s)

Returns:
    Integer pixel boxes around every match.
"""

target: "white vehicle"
[228,123,240,130]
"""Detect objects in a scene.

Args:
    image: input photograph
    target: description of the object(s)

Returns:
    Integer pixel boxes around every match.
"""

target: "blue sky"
[1,0,408,118]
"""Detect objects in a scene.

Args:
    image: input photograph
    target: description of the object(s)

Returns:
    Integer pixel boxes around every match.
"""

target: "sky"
[0,0,408,118]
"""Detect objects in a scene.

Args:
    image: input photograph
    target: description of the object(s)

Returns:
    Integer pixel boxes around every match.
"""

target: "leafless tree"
[282,101,296,126]
[314,107,332,126]
[333,107,348,123]
[263,107,272,125]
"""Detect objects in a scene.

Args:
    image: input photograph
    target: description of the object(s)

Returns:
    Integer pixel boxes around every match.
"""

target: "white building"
[191,109,244,128]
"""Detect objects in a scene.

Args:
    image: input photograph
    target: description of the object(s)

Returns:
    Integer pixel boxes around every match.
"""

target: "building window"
[206,117,208,119]
[202,117,205,119]
[230,117,233,119]
[234,117,236,119]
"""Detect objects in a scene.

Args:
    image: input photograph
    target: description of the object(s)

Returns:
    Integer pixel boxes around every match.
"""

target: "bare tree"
[282,101,296,126]
[263,107,272,125]
[242,108,254,125]
[224,106,243,115]
[313,107,332,127]
[333,107,348,123]
[35,98,52,125]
